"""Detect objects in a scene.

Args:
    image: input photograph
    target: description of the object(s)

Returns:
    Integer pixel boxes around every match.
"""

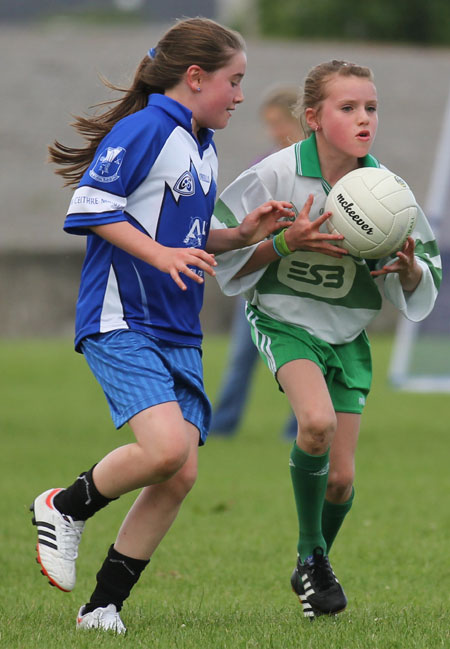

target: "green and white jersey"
[211,134,441,345]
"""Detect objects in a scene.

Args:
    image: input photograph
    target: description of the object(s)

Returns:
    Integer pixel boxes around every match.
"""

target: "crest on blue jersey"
[89,146,126,183]
[173,170,195,196]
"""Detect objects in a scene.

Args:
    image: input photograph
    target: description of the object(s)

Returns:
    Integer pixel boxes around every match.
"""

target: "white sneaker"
[76,604,127,634]
[30,488,85,592]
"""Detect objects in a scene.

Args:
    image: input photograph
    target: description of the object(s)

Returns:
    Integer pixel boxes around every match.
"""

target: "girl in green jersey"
[211,60,441,618]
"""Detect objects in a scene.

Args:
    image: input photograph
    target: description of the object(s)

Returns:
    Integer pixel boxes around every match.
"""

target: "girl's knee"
[140,434,190,483]
[157,446,190,481]
[326,469,354,502]
[299,410,337,454]
[171,463,198,499]
[150,461,197,505]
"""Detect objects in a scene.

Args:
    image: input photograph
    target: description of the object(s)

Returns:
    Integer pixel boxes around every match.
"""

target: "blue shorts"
[80,330,211,444]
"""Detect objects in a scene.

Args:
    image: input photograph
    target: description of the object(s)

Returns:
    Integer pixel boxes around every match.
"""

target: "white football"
[325,167,417,259]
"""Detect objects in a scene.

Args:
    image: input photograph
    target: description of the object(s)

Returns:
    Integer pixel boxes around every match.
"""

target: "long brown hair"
[294,60,374,136]
[49,17,245,187]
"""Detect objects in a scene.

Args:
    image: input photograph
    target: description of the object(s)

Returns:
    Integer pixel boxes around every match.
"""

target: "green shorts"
[246,305,372,414]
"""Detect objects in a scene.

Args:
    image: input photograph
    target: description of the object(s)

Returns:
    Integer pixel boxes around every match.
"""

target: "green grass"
[1,335,449,648]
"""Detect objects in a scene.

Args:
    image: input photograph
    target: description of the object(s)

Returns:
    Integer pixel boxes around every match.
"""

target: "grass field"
[1,335,449,648]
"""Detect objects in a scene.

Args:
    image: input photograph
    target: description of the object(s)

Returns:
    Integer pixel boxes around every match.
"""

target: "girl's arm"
[90,222,217,291]
[234,194,347,278]
[371,202,441,322]
[206,200,294,254]
[370,237,422,291]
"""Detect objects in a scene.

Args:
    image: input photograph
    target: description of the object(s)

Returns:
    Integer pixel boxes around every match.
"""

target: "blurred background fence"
[1,0,449,337]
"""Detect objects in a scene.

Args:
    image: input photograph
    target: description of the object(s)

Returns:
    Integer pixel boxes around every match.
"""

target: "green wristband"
[272,236,285,257]
[274,229,293,257]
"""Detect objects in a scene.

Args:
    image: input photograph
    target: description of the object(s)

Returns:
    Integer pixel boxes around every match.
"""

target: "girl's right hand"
[152,245,217,291]
[284,194,348,258]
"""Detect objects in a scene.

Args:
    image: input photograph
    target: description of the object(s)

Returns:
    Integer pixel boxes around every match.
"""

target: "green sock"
[289,443,329,561]
[321,487,355,554]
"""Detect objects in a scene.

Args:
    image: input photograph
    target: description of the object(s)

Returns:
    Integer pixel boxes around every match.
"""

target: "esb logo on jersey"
[89,146,126,183]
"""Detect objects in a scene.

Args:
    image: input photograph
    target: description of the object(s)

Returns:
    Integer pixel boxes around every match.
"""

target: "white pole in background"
[389,83,450,390]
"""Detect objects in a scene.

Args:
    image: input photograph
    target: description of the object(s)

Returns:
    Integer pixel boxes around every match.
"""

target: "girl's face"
[194,50,246,131]
[310,74,378,160]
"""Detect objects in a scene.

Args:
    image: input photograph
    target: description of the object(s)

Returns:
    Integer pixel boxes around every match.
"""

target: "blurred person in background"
[211,86,304,439]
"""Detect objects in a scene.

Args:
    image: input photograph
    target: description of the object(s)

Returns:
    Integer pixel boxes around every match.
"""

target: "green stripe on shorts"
[245,304,372,414]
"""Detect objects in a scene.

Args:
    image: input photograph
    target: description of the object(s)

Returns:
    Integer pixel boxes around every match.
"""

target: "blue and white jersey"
[64,94,218,350]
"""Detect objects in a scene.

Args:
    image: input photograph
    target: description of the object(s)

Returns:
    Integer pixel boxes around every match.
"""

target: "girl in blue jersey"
[30,17,293,633]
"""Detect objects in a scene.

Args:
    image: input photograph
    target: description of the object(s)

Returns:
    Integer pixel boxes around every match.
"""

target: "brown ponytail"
[49,17,245,187]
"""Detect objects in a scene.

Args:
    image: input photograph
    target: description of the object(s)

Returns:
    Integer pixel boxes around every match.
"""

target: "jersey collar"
[147,93,214,151]
[294,133,380,193]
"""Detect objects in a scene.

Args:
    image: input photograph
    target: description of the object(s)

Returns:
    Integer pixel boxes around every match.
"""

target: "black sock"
[53,465,117,521]
[82,544,150,613]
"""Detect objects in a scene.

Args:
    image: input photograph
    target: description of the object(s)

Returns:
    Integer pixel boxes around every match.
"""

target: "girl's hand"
[238,200,295,246]
[370,237,422,291]
[90,222,217,292]
[284,194,348,258]
[152,245,217,291]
